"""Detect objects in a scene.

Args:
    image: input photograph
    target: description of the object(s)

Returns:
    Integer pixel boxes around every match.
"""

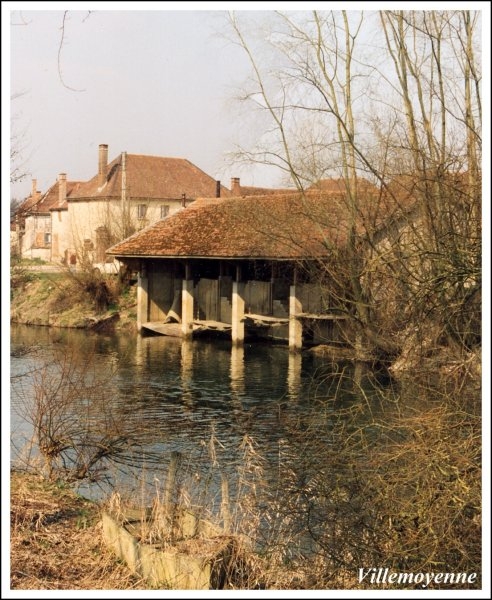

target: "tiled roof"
[234,186,297,197]
[109,188,390,260]
[385,171,475,199]
[70,154,230,200]
[17,194,41,213]
[18,181,82,215]
[308,177,378,194]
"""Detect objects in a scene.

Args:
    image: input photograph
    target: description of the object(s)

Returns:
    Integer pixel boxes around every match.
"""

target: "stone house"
[62,145,232,267]
[15,177,82,261]
[15,144,230,267]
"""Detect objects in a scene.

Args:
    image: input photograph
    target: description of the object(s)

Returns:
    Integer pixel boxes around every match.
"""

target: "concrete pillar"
[289,284,303,351]
[181,278,194,339]
[231,281,245,345]
[137,266,149,332]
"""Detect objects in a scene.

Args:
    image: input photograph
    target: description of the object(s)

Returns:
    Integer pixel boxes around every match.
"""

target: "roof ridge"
[124,154,188,161]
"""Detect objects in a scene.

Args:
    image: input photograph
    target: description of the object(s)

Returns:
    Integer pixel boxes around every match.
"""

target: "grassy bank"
[10,263,137,331]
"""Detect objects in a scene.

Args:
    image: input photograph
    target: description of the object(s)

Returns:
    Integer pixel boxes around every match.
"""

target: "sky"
[6,4,279,202]
[4,2,491,201]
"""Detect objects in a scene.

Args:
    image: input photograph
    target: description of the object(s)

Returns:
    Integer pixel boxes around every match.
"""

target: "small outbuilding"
[109,183,385,350]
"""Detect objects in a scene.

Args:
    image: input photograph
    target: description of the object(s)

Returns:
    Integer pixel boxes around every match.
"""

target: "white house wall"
[21,214,51,260]
[51,210,73,264]
[67,198,184,264]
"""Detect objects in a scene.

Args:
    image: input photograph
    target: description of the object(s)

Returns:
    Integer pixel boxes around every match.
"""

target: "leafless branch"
[57,11,86,92]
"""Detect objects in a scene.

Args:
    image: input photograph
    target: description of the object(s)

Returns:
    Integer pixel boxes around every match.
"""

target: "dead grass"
[10,470,146,590]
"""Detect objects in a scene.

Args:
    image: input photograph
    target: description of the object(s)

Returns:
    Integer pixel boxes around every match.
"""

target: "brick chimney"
[58,173,67,206]
[231,177,241,196]
[30,179,41,201]
[98,144,108,187]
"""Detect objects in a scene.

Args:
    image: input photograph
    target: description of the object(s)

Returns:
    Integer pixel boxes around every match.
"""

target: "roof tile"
[71,154,229,200]
[109,189,386,260]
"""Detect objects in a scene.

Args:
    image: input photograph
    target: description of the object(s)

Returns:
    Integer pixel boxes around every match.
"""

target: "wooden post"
[164,451,181,507]
[137,263,149,332]
[270,261,275,315]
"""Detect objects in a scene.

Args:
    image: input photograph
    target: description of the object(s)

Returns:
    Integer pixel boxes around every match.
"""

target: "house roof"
[308,177,379,194]
[234,185,297,197]
[70,154,230,200]
[17,193,41,214]
[109,186,394,261]
[18,180,82,215]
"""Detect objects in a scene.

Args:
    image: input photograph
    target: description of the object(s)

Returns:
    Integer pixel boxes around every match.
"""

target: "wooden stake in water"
[164,451,181,507]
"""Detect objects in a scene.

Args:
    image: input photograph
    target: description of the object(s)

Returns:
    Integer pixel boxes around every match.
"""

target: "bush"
[59,267,131,314]
[10,255,35,292]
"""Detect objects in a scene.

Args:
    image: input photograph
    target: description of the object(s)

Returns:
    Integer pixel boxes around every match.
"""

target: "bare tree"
[224,11,482,587]
[228,9,481,361]
[11,344,169,484]
[10,92,30,186]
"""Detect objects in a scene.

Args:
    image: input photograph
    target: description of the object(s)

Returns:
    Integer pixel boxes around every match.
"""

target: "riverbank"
[10,267,482,380]
[10,268,138,332]
[10,470,144,590]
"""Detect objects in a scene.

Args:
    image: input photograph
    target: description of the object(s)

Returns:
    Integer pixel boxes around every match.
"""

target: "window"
[44,232,51,245]
[160,205,170,219]
[137,204,147,219]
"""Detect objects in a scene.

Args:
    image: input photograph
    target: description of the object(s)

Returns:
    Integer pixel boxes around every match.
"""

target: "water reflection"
[9,325,481,580]
[287,352,302,401]
[10,324,394,504]
[230,344,245,398]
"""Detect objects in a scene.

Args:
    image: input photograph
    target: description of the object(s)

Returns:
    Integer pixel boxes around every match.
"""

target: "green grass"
[13,257,48,266]
[31,272,66,283]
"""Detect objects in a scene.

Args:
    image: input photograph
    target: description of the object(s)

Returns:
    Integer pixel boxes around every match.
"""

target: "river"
[10,323,395,518]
